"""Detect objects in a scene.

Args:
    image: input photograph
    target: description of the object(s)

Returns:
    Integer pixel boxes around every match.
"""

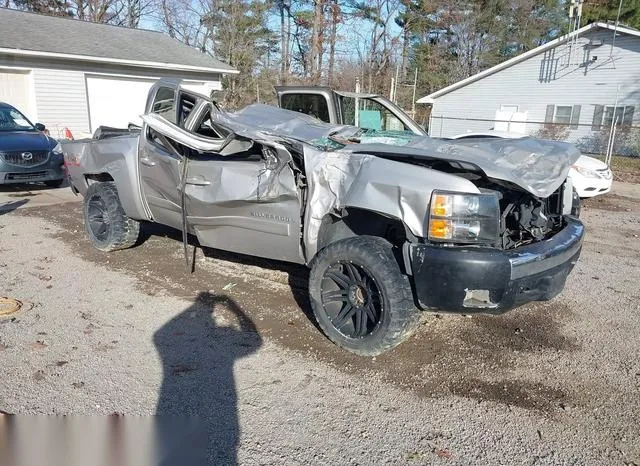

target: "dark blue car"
[0,102,65,187]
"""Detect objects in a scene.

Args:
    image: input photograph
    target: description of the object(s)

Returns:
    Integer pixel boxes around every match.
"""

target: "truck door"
[138,83,186,229]
[141,100,304,264]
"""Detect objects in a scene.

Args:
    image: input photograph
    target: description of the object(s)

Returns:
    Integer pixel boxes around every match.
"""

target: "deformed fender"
[62,136,150,221]
[302,146,479,259]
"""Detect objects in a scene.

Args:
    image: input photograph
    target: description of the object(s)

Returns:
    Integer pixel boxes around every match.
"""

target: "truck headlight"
[428,191,500,244]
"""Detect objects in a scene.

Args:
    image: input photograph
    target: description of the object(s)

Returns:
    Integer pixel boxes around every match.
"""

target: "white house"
[418,22,640,153]
[0,8,237,138]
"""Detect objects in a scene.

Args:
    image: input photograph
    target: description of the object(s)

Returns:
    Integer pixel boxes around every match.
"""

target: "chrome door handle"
[185,176,210,186]
[140,157,157,167]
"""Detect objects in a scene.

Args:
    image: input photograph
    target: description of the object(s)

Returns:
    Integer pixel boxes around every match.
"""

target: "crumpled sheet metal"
[142,114,230,153]
[212,104,584,258]
[216,104,580,199]
[302,146,477,258]
[418,135,580,198]
[213,103,355,144]
[142,110,295,204]
[352,135,581,198]
[62,135,150,220]
[256,144,297,202]
[303,148,370,257]
[183,143,297,208]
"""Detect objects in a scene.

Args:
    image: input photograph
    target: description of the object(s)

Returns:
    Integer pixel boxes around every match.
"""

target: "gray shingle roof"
[0,8,237,73]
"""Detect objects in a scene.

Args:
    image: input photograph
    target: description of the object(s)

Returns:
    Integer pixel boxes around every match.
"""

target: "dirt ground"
[1,191,639,464]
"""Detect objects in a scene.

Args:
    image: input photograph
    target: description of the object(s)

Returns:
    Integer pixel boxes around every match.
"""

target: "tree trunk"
[310,0,324,83]
[327,0,338,86]
[284,8,291,75]
[401,23,410,80]
[279,3,286,84]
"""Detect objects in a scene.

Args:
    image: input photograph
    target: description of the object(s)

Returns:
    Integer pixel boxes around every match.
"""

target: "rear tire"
[83,182,140,252]
[309,236,421,356]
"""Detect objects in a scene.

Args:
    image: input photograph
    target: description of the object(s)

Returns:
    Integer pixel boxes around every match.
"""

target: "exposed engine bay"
[494,185,565,250]
[485,180,569,250]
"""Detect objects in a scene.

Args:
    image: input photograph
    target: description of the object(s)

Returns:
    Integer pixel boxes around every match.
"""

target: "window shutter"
[623,106,635,127]
[570,105,581,129]
[592,105,604,131]
[545,105,555,123]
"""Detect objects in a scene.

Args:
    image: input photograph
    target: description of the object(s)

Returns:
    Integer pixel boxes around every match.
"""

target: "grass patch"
[592,155,640,184]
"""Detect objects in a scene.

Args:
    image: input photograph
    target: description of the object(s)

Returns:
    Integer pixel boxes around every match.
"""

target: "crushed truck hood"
[351,136,581,198]
[214,104,581,198]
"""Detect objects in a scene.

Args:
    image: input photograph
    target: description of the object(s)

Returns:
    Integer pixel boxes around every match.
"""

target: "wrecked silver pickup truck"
[63,79,584,356]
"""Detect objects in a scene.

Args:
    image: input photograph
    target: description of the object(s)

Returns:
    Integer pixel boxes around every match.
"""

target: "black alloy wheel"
[82,182,140,252]
[87,195,110,242]
[308,236,421,356]
[321,261,383,338]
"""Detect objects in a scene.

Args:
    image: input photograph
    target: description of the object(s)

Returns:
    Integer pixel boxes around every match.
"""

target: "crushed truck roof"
[213,103,581,198]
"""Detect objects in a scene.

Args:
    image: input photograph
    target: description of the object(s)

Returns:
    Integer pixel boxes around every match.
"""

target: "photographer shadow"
[154,292,262,465]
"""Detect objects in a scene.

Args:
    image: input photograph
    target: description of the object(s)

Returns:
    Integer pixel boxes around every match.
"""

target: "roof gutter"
[0,47,239,75]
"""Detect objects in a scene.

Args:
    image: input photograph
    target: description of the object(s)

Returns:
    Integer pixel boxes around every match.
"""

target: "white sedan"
[446,131,613,198]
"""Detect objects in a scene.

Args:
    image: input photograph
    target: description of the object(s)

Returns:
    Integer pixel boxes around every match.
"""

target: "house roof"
[0,8,238,74]
[417,22,640,103]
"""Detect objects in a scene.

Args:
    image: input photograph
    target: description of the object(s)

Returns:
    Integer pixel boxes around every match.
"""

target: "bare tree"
[327,0,340,85]
[275,0,293,84]
[309,0,326,83]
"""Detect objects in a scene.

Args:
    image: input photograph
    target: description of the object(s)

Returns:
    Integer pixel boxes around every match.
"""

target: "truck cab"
[275,86,427,137]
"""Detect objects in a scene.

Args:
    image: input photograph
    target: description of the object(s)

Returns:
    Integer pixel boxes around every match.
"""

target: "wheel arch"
[81,171,148,221]
[85,172,115,184]
[314,207,416,268]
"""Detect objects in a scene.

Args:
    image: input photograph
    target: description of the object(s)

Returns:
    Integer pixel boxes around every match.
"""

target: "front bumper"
[571,173,612,198]
[0,158,65,184]
[407,216,584,313]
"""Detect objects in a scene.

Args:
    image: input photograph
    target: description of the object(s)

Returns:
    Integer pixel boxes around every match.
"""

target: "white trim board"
[0,47,239,75]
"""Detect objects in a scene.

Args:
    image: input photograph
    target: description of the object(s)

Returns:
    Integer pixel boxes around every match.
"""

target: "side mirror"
[35,123,46,132]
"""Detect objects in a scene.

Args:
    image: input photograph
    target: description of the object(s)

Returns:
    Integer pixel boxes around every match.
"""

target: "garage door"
[0,69,35,121]
[86,75,155,132]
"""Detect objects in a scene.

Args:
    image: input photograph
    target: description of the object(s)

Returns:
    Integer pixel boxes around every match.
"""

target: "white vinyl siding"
[32,68,90,137]
[428,28,640,141]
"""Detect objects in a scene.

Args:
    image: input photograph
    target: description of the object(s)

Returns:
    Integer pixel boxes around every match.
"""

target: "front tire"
[83,182,140,252]
[309,236,421,356]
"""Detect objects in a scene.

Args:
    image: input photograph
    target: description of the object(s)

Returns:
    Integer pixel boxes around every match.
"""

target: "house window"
[554,106,573,125]
[545,104,581,129]
[592,105,635,130]
[604,106,634,127]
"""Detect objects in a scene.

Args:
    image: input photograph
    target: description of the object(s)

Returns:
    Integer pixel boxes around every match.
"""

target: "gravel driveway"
[0,192,638,465]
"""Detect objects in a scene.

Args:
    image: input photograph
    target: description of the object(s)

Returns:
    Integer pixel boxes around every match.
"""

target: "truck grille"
[1,151,49,166]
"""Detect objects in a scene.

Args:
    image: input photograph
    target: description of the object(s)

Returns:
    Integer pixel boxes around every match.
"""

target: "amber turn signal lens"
[431,194,451,217]
[429,219,451,239]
